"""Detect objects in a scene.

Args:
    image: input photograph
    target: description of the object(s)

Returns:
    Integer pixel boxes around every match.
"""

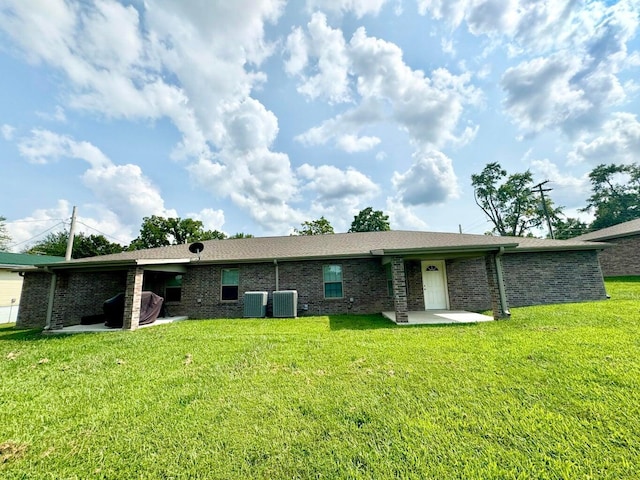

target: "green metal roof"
[0,252,66,267]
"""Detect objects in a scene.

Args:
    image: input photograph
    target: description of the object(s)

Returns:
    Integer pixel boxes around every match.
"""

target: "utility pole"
[532,181,554,239]
[65,205,77,261]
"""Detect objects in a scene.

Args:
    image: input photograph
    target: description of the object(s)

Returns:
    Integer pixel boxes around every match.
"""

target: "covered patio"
[44,316,188,334]
[382,310,494,325]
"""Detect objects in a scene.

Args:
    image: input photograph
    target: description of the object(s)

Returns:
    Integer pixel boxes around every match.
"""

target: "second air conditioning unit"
[272,290,298,318]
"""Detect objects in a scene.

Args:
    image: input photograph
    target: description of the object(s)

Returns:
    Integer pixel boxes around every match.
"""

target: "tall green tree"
[551,216,589,240]
[348,207,391,232]
[128,215,226,250]
[581,163,640,230]
[471,162,560,237]
[294,216,335,235]
[24,231,123,258]
[228,233,254,239]
[0,216,11,251]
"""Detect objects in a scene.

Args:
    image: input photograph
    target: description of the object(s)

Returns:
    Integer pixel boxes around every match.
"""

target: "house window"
[165,275,183,302]
[323,265,343,298]
[386,264,393,297]
[221,268,239,301]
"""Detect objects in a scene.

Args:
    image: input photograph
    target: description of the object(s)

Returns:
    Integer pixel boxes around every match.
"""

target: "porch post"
[391,256,409,323]
[485,253,510,319]
[122,267,144,330]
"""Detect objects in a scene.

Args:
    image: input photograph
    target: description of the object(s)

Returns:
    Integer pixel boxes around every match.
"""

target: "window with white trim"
[323,264,343,298]
[221,268,239,301]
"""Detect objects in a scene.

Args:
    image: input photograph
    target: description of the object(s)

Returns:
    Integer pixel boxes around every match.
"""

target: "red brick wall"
[502,250,606,306]
[446,257,492,311]
[594,235,640,277]
[16,272,51,329]
[179,258,395,318]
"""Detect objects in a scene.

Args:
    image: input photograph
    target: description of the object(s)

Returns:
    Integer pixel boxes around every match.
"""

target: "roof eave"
[372,243,519,256]
[509,244,611,253]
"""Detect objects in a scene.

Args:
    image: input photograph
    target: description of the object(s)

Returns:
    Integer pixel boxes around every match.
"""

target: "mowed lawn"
[1,279,639,479]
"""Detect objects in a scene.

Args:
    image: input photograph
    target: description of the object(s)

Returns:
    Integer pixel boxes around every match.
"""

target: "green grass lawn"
[1,278,639,479]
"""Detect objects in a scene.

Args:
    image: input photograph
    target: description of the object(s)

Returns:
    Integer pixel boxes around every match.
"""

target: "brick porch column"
[391,256,409,323]
[485,253,510,319]
[122,267,144,330]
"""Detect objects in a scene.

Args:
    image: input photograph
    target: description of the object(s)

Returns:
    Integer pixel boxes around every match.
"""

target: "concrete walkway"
[382,310,493,325]
[44,316,188,334]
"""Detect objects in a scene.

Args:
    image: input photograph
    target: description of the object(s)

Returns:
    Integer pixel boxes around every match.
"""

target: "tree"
[0,216,11,251]
[471,162,559,237]
[228,233,254,239]
[24,231,123,258]
[348,208,391,233]
[128,215,226,250]
[581,163,640,230]
[551,216,589,240]
[294,216,335,235]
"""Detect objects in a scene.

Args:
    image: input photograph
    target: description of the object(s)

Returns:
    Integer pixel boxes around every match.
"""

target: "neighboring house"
[16,230,609,330]
[0,252,65,323]
[574,218,640,277]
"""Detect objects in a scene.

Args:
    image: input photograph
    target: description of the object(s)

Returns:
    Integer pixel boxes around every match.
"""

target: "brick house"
[15,230,609,330]
[0,252,64,323]
[574,218,640,277]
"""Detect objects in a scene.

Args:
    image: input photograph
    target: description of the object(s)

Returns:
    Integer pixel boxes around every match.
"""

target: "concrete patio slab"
[382,310,493,325]
[44,316,188,334]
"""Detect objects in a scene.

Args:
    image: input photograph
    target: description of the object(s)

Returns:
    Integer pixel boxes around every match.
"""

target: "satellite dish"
[188,242,205,255]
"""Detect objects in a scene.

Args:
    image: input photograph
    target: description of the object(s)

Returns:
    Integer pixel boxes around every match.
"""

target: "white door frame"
[421,260,450,310]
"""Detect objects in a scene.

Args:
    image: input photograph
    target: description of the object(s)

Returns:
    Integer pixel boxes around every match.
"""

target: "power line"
[7,221,66,249]
[5,218,66,224]
[76,221,131,245]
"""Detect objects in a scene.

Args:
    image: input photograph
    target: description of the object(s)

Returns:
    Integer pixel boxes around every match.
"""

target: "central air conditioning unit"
[243,291,268,318]
[272,290,298,318]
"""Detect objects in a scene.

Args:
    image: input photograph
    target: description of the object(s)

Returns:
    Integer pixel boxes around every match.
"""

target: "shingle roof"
[0,252,65,267]
[573,219,640,241]
[43,230,606,269]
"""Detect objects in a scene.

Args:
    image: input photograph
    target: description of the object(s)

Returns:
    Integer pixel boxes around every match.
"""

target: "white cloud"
[297,163,379,204]
[284,26,309,76]
[416,0,639,138]
[219,98,280,152]
[17,129,171,224]
[188,147,301,231]
[568,112,640,165]
[335,134,381,152]
[36,106,67,122]
[529,158,590,210]
[5,200,71,252]
[6,200,138,252]
[391,149,459,206]
[350,28,481,148]
[292,23,480,204]
[501,53,590,134]
[1,124,15,140]
[295,99,384,150]
[187,208,226,232]
[305,0,390,18]
[385,196,429,231]
[286,12,351,103]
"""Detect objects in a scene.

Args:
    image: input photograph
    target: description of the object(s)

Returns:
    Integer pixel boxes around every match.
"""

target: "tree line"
[472,162,639,239]
[1,161,636,257]
[0,207,391,259]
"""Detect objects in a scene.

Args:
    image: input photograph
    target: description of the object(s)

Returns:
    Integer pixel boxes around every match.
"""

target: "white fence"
[0,304,19,324]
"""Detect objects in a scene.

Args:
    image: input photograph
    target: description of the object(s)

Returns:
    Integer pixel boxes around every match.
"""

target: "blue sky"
[1,0,639,251]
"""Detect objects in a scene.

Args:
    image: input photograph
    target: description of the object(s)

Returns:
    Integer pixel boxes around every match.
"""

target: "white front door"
[421,260,449,310]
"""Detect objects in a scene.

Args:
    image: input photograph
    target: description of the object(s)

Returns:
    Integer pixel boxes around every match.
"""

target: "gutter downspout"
[274,259,279,292]
[44,268,57,330]
[495,247,510,318]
